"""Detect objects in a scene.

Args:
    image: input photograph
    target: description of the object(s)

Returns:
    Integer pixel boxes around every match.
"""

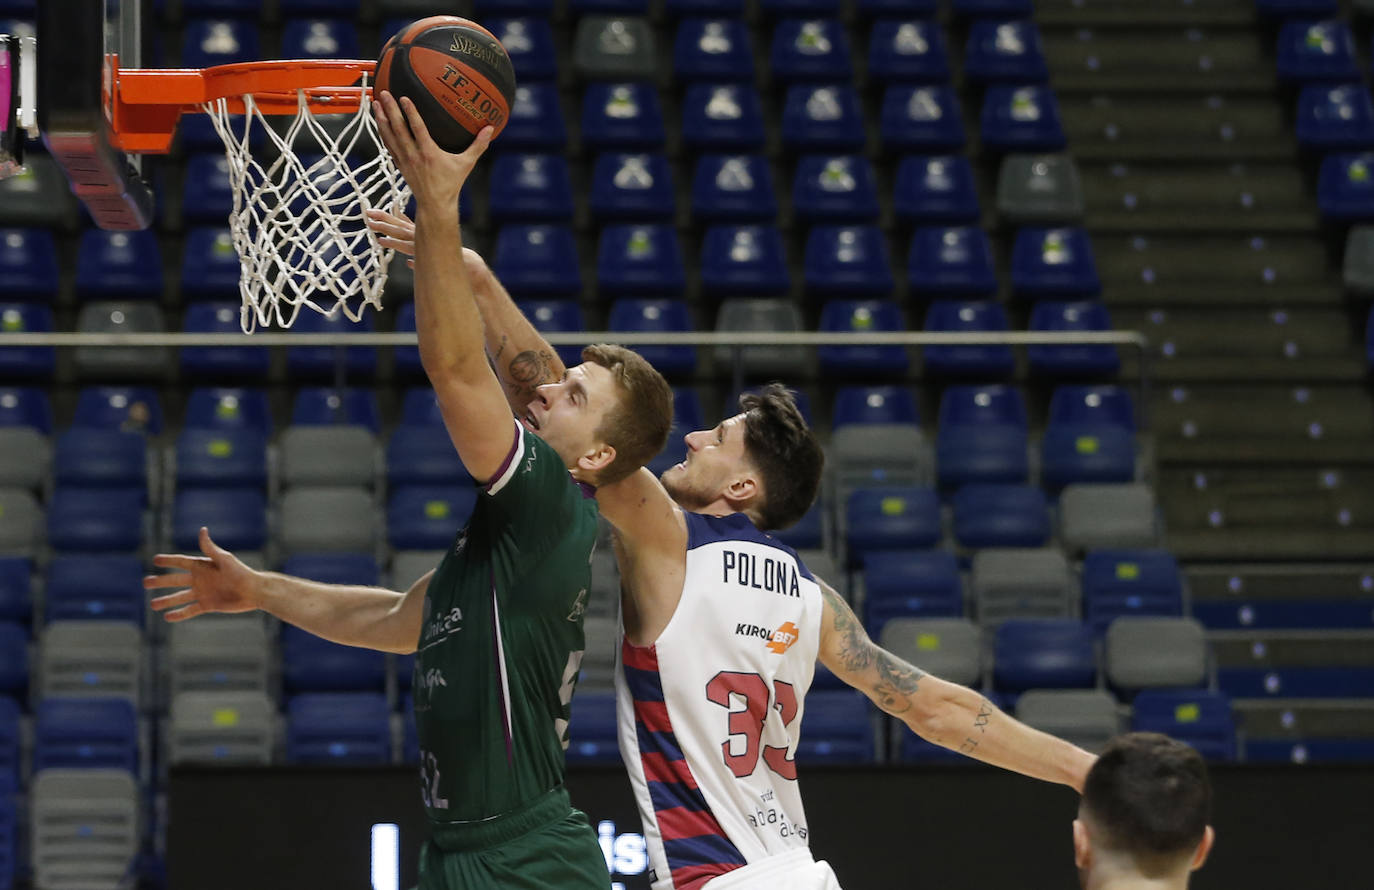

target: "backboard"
[38,0,155,229]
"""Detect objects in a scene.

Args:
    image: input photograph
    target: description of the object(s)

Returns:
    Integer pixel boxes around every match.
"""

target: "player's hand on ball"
[374,90,492,214]
[145,526,261,622]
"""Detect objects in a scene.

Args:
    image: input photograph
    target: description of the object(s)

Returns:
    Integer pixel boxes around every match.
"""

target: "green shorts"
[415,786,610,890]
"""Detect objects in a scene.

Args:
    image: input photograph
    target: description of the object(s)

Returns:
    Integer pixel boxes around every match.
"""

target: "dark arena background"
[4,0,1374,889]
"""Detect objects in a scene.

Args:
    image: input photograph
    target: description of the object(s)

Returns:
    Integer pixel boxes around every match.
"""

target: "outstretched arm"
[373,91,514,484]
[144,527,428,654]
[817,579,1095,792]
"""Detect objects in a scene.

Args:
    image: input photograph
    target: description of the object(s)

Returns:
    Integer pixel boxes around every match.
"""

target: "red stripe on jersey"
[657,806,730,842]
[672,862,745,889]
[635,699,674,734]
[641,751,698,787]
[622,640,659,671]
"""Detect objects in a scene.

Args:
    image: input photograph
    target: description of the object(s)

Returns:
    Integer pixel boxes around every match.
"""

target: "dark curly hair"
[738,384,824,530]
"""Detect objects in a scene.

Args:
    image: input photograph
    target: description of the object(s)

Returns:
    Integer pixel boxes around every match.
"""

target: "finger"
[151,554,209,571]
[162,603,205,623]
[150,590,198,611]
[143,572,192,590]
[459,126,495,165]
[373,92,403,157]
[406,258,415,269]
[367,216,416,239]
[378,237,417,256]
[398,96,438,153]
[198,526,225,559]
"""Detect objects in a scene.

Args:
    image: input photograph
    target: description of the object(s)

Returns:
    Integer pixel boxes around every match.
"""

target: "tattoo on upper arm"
[870,650,926,715]
[506,349,557,399]
[958,698,995,755]
[822,585,873,673]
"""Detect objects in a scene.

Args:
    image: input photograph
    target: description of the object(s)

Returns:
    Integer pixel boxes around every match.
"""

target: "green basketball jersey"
[412,420,599,823]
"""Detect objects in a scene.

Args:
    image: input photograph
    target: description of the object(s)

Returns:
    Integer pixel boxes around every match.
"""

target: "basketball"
[375,16,516,153]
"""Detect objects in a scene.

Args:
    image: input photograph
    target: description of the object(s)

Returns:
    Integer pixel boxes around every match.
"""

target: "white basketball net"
[204,83,410,333]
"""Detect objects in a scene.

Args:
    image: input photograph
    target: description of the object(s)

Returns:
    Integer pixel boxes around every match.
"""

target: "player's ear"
[722,474,758,508]
[1189,826,1215,871]
[577,443,616,476]
[1072,819,1092,870]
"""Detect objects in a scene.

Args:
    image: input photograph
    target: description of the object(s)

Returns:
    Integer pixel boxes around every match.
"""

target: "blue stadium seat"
[286,692,390,762]
[1256,0,1339,16]
[797,690,875,763]
[180,228,243,300]
[1191,597,1374,631]
[170,488,266,552]
[589,153,676,221]
[516,300,587,367]
[0,624,24,707]
[817,300,909,377]
[292,387,380,432]
[500,83,568,151]
[0,557,29,625]
[681,84,767,151]
[907,226,997,297]
[1246,738,1374,764]
[33,697,138,773]
[691,155,778,223]
[580,83,666,151]
[664,0,745,14]
[1011,227,1101,298]
[179,107,261,151]
[1317,152,1374,221]
[880,85,965,153]
[493,226,583,299]
[285,311,377,380]
[845,487,941,566]
[1276,19,1359,82]
[804,226,895,297]
[936,385,1030,489]
[1082,550,1183,634]
[922,300,1016,379]
[181,153,235,224]
[73,386,163,434]
[771,19,851,82]
[473,0,554,12]
[832,386,919,428]
[1130,689,1235,761]
[0,303,55,380]
[47,488,144,552]
[608,299,697,377]
[387,486,478,551]
[386,427,472,489]
[281,553,380,587]
[175,428,268,490]
[0,694,17,787]
[963,20,1048,83]
[648,387,704,476]
[863,550,963,633]
[868,19,949,84]
[1042,386,1136,490]
[1027,301,1121,379]
[759,0,841,15]
[490,18,558,81]
[893,155,981,223]
[859,0,938,16]
[0,228,58,299]
[53,429,146,496]
[0,386,51,433]
[700,226,792,296]
[981,84,1066,152]
[279,18,359,59]
[182,19,261,68]
[674,18,754,82]
[391,304,422,381]
[400,388,443,428]
[597,225,686,297]
[953,0,1034,15]
[282,623,387,692]
[993,619,1096,692]
[771,502,824,550]
[952,484,1050,548]
[566,690,621,764]
[780,85,866,152]
[184,387,268,434]
[74,229,162,301]
[488,154,575,223]
[1216,666,1374,698]
[180,302,270,381]
[569,0,650,12]
[792,155,880,222]
[1296,84,1374,150]
[44,555,143,624]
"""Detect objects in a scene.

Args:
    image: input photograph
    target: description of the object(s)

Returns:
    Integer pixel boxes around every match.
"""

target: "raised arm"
[816,579,1095,792]
[145,527,428,654]
[373,92,513,483]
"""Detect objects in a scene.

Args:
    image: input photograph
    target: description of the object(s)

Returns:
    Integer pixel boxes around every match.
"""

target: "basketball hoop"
[109,60,410,332]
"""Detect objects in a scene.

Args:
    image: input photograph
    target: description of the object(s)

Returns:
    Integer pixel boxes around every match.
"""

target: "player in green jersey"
[144,93,674,889]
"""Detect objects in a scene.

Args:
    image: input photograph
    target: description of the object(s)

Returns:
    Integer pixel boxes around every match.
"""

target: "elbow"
[909,691,967,748]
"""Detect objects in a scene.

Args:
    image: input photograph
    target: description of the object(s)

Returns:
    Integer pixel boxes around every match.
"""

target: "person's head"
[522,344,673,486]
[660,383,824,530]
[1074,733,1215,889]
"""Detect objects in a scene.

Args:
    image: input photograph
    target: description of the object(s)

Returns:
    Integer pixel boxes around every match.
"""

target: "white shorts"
[701,849,843,890]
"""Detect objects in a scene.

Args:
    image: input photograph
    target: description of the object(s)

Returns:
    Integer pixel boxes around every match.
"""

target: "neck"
[1085,863,1191,890]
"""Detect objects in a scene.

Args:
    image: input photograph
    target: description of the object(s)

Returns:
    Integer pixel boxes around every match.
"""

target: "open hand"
[373,90,492,215]
[145,527,261,622]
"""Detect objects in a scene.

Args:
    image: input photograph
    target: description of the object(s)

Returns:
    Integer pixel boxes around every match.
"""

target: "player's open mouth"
[523,410,541,431]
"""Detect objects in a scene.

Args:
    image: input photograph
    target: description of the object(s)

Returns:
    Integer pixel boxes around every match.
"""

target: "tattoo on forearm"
[870,651,926,714]
[958,698,995,755]
[822,586,872,673]
[506,349,558,399]
[493,334,509,362]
